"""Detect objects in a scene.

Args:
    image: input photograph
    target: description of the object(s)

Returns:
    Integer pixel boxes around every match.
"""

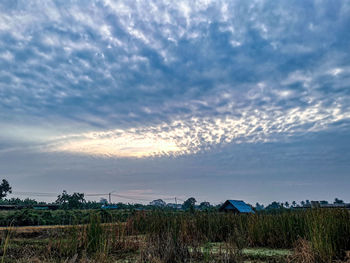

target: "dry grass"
[288,239,315,263]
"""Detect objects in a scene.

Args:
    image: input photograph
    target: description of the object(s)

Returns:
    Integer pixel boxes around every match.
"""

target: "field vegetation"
[1,209,350,263]
[0,209,131,227]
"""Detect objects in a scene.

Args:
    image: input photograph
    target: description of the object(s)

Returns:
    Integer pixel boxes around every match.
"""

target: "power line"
[12,191,58,197]
[10,191,184,203]
[12,191,109,197]
[84,193,109,197]
[111,193,150,202]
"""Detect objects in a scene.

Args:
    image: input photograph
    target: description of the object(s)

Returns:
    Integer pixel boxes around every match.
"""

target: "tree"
[100,198,108,205]
[149,199,166,207]
[284,201,290,208]
[265,201,282,210]
[0,179,12,199]
[255,202,264,211]
[183,197,196,211]
[199,201,211,210]
[55,190,86,209]
[292,201,297,207]
[334,198,344,204]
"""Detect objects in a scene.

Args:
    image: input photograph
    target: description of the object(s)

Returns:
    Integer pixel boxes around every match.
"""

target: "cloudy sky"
[1,0,350,204]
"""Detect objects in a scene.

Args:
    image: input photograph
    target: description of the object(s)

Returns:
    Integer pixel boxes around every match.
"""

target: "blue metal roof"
[225,200,254,213]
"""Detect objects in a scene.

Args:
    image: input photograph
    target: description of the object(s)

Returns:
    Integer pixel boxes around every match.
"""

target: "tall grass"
[307,209,350,261]
[130,209,350,262]
[0,223,13,263]
[2,209,350,262]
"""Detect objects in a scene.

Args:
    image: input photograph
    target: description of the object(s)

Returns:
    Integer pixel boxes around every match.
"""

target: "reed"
[2,209,350,262]
[130,209,350,262]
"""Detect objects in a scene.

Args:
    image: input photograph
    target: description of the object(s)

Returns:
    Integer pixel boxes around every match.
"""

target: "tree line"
[0,179,346,211]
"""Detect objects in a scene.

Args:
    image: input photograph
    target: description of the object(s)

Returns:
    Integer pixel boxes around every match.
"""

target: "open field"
[1,209,350,262]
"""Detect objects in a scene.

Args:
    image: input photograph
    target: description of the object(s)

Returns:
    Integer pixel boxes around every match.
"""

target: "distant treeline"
[0,194,347,211]
[0,179,347,211]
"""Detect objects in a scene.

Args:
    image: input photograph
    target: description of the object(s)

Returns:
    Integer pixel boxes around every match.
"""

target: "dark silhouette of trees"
[199,201,211,210]
[265,201,283,210]
[55,190,86,209]
[255,202,264,211]
[0,197,38,206]
[0,179,12,199]
[183,197,196,211]
[100,198,108,205]
[334,198,344,204]
[149,199,166,207]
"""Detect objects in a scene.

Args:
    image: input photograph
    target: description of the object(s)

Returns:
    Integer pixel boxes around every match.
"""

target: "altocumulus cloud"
[49,102,349,158]
[0,0,350,158]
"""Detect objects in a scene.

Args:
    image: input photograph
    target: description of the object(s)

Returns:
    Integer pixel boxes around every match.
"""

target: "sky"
[0,0,350,205]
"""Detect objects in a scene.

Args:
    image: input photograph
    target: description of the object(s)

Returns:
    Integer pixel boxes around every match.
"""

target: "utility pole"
[175,197,177,206]
[108,191,116,204]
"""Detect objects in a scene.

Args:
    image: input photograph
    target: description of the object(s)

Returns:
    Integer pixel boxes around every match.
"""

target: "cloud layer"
[1,0,350,158]
[49,100,349,157]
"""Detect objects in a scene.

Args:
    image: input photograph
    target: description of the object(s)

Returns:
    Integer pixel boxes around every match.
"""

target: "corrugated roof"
[227,200,254,213]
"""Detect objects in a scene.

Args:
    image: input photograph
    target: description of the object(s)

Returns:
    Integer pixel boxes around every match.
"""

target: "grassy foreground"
[1,209,350,262]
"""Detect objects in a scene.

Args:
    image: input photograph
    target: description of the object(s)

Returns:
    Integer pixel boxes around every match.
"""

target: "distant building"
[166,203,182,210]
[33,204,59,210]
[101,204,118,210]
[301,201,350,209]
[219,200,255,214]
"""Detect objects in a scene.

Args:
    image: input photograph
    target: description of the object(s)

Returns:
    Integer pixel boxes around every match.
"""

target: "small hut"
[219,200,255,214]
